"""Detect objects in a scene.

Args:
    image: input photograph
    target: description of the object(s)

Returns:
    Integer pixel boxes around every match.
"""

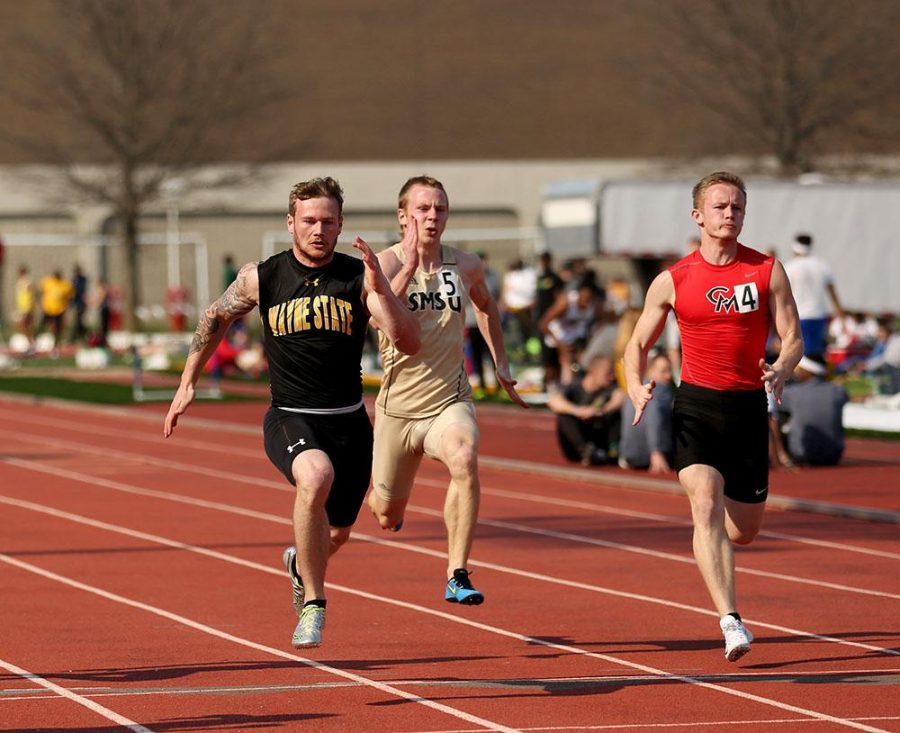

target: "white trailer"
[541,178,900,314]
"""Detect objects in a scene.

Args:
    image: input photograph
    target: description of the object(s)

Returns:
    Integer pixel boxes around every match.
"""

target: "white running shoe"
[292,605,326,648]
[719,615,754,662]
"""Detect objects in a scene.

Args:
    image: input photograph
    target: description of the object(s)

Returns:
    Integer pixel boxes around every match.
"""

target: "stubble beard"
[295,237,336,267]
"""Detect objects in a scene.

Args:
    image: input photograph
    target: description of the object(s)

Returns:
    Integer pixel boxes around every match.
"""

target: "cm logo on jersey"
[706,282,760,314]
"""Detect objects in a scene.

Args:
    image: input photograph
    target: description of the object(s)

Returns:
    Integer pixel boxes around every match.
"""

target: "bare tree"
[632,0,900,175]
[0,0,288,330]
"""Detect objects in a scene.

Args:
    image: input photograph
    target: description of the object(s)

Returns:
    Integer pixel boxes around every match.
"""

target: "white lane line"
[2,429,897,605]
[0,657,154,732]
[0,555,520,733]
[0,507,891,733]
[428,508,900,601]
[4,412,898,559]
[4,668,899,701]
[3,484,899,663]
[1,463,898,659]
[472,485,900,561]
[3,418,897,564]
[0,409,263,460]
[400,719,900,733]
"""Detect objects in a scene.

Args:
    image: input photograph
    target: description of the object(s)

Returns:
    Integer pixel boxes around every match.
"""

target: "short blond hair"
[398,175,447,210]
[692,171,746,209]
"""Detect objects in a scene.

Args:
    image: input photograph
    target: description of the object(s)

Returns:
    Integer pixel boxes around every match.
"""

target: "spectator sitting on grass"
[204,321,265,380]
[547,354,625,466]
[618,351,675,473]
[779,356,849,466]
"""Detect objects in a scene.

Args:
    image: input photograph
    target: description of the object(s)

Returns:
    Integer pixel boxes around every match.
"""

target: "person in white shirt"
[500,259,537,358]
[783,233,844,358]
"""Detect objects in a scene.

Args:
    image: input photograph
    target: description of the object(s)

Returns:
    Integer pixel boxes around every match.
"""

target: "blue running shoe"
[444,568,484,605]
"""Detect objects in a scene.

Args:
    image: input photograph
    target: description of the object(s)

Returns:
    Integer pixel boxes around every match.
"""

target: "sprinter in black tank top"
[163,177,419,649]
[258,249,369,410]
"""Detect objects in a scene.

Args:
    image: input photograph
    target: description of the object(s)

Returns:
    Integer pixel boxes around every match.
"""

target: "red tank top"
[670,244,774,391]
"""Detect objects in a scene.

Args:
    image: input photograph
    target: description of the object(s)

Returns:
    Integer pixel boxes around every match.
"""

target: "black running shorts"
[263,405,374,527]
[673,382,768,503]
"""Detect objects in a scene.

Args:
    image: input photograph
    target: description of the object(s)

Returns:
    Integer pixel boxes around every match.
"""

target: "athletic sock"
[727,611,742,623]
[304,599,326,609]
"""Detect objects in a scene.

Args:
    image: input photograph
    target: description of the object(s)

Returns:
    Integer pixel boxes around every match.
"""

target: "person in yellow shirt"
[39,269,74,355]
[15,265,36,343]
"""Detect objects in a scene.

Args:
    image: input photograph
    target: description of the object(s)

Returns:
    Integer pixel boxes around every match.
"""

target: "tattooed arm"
[164,263,259,437]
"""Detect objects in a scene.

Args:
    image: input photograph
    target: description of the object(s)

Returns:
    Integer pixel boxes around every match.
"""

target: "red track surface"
[1,393,898,732]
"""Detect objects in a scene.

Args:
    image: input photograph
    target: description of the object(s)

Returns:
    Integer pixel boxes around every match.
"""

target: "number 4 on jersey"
[734,282,759,313]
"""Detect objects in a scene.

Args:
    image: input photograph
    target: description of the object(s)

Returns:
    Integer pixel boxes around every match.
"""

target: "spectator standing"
[222,254,239,290]
[70,264,89,342]
[39,269,74,356]
[500,258,537,361]
[93,276,112,347]
[548,354,625,465]
[783,233,844,359]
[221,254,245,333]
[14,265,36,346]
[619,352,674,472]
[780,356,849,465]
[465,250,500,395]
[534,251,564,387]
[0,234,4,333]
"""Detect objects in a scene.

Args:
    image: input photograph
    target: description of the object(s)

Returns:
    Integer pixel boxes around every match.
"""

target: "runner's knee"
[729,528,758,545]
[291,455,334,507]
[442,435,478,479]
[330,526,352,549]
[725,500,765,544]
[727,515,762,544]
[370,491,406,529]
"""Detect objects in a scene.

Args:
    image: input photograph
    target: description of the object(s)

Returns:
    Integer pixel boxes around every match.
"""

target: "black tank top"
[258,250,369,410]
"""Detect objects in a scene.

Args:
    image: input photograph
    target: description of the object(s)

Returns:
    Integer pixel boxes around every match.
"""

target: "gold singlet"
[376,244,472,418]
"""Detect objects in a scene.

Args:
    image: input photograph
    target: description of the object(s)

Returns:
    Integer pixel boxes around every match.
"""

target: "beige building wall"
[0,157,675,328]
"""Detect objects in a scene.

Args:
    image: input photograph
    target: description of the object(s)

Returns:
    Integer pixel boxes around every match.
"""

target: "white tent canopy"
[591,179,900,314]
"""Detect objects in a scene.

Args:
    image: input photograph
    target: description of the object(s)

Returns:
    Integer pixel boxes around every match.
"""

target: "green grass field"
[0,363,895,439]
[0,376,137,404]
[0,375,255,405]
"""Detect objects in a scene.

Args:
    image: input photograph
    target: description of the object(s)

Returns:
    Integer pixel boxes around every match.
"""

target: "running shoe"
[719,615,754,662]
[281,546,305,616]
[444,568,484,605]
[292,605,326,648]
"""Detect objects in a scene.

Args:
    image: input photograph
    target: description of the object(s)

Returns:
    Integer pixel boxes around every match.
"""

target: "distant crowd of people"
[466,233,897,474]
[13,263,114,356]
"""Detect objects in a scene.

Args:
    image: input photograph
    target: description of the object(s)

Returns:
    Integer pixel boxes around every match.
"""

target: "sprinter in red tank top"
[624,172,803,662]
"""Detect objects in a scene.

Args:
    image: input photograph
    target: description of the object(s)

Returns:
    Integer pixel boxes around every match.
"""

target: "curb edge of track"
[479,456,900,525]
